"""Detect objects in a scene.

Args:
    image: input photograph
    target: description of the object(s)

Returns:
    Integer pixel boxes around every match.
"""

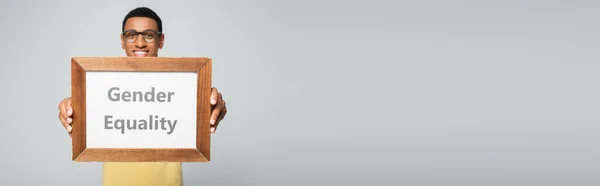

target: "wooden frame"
[71,57,212,162]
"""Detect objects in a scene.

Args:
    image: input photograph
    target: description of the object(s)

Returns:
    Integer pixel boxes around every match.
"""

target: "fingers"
[211,100,227,133]
[59,98,69,120]
[209,88,227,134]
[59,98,73,119]
[210,87,218,105]
[58,112,72,133]
[210,93,223,134]
[217,100,227,122]
[66,98,73,117]
[58,98,73,134]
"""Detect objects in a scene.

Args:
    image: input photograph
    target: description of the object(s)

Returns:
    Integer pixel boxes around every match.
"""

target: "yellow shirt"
[102,162,183,186]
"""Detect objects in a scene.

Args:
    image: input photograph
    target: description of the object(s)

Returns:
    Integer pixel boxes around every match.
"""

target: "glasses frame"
[122,29,163,43]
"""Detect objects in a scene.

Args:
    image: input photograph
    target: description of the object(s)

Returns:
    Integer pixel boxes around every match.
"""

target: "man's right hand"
[58,97,73,138]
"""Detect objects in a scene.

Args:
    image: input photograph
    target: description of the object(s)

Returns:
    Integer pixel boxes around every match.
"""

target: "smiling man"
[57,7,227,186]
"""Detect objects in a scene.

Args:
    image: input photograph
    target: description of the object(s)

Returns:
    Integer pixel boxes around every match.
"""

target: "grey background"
[1,0,599,185]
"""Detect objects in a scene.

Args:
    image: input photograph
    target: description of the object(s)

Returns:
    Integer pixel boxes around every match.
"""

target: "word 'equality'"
[105,115,178,134]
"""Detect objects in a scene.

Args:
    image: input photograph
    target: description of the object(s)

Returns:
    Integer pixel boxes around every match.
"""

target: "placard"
[70,57,212,162]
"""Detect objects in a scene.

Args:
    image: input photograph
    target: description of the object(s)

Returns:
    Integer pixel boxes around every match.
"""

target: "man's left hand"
[210,87,227,133]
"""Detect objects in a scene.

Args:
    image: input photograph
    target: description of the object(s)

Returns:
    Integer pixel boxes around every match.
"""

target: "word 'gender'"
[108,87,175,102]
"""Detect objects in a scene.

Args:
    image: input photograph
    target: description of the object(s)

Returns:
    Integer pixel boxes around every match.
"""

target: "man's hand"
[58,97,73,138]
[210,87,227,134]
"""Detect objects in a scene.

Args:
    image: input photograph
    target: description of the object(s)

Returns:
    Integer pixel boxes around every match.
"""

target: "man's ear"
[120,33,125,49]
[158,33,165,49]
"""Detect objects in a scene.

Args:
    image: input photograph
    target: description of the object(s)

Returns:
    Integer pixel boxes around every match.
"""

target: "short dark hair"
[122,7,162,32]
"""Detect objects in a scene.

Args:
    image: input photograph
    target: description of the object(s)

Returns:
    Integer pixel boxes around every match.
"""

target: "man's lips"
[133,51,149,57]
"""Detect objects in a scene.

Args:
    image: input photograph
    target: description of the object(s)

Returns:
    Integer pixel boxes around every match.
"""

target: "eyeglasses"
[122,29,162,43]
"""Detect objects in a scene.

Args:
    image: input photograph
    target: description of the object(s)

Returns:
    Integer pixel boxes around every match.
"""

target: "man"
[57,7,228,186]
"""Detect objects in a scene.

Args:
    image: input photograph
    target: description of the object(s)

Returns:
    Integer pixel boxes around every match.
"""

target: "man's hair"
[122,7,163,33]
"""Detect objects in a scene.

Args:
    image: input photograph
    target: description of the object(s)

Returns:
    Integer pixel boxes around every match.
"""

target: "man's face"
[121,17,164,57]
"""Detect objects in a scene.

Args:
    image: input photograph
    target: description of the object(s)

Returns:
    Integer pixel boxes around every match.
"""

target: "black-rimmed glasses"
[122,29,162,43]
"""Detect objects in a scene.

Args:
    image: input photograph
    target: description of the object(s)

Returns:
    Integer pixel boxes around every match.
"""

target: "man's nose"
[135,34,147,48]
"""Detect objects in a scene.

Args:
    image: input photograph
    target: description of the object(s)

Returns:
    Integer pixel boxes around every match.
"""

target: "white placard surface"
[86,72,197,148]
